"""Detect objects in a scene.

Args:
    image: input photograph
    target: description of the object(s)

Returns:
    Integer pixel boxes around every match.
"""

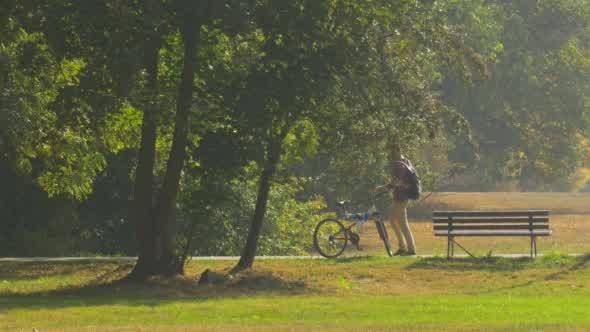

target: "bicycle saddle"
[336,200,350,207]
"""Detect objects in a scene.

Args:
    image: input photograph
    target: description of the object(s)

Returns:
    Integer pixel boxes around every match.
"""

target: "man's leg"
[389,200,407,252]
[397,200,416,254]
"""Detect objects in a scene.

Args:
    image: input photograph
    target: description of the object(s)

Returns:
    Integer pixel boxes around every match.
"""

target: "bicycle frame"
[339,190,392,252]
[338,190,388,224]
[313,187,393,258]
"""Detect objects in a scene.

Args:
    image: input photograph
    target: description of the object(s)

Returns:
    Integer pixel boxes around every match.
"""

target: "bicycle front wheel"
[313,218,348,258]
[376,221,393,257]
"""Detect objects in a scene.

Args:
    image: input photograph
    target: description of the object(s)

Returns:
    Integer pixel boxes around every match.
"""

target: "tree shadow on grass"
[0,260,123,281]
[544,253,590,280]
[231,270,306,291]
[325,254,402,264]
[0,262,309,312]
[404,253,588,296]
[406,256,540,272]
[459,253,590,296]
[570,253,590,270]
[330,255,374,264]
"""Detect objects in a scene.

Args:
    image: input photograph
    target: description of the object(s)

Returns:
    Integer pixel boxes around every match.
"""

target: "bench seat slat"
[434,225,550,231]
[433,210,549,217]
[433,217,549,224]
[434,230,552,237]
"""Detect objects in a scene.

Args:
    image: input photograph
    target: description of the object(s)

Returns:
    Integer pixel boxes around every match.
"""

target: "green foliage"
[101,103,142,154]
[0,151,137,257]
[291,0,480,204]
[0,26,109,200]
[258,178,328,255]
[5,0,590,259]
[443,0,590,190]
[281,119,320,166]
[179,164,328,256]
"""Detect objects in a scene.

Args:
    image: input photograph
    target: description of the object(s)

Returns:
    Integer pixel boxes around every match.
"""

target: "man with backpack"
[388,137,421,256]
[390,155,421,256]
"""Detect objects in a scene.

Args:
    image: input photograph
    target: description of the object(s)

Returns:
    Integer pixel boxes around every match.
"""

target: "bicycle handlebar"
[335,186,391,214]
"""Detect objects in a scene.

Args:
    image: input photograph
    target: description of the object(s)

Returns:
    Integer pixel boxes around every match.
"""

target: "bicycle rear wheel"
[375,221,393,257]
[313,218,348,258]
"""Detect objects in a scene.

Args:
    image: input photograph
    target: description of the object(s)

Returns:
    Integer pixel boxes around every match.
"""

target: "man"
[389,138,418,256]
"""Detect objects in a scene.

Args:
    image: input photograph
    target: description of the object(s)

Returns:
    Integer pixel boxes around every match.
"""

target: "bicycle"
[313,187,393,258]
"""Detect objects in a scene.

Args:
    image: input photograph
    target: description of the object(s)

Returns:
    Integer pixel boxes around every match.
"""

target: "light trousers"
[389,199,416,253]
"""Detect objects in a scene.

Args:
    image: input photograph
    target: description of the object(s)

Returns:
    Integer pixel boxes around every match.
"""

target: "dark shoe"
[400,251,416,256]
[393,249,407,256]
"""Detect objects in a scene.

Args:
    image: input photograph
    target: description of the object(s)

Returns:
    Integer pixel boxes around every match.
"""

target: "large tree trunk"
[233,139,282,272]
[150,2,201,276]
[128,0,201,280]
[127,22,160,280]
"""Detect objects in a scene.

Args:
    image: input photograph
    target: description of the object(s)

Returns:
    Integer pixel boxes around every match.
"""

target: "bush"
[178,165,329,256]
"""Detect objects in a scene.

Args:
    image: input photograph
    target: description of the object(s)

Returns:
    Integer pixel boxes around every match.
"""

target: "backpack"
[396,160,421,200]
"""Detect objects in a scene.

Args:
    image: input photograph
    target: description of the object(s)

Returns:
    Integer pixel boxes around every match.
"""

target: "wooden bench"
[432,210,552,258]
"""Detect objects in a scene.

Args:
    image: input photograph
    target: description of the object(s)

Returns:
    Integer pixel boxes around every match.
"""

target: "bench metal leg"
[530,236,538,258]
[452,239,477,259]
[447,236,456,259]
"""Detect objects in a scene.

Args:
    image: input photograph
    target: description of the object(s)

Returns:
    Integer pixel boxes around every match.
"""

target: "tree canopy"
[2,0,590,275]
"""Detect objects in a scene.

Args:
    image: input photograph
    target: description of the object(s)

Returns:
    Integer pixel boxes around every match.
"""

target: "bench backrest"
[433,210,550,232]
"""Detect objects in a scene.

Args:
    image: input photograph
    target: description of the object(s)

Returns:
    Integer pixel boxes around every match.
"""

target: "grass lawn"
[2,192,590,331]
[2,254,590,331]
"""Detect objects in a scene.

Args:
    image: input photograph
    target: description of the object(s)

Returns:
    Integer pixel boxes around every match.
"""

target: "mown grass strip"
[2,294,590,331]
